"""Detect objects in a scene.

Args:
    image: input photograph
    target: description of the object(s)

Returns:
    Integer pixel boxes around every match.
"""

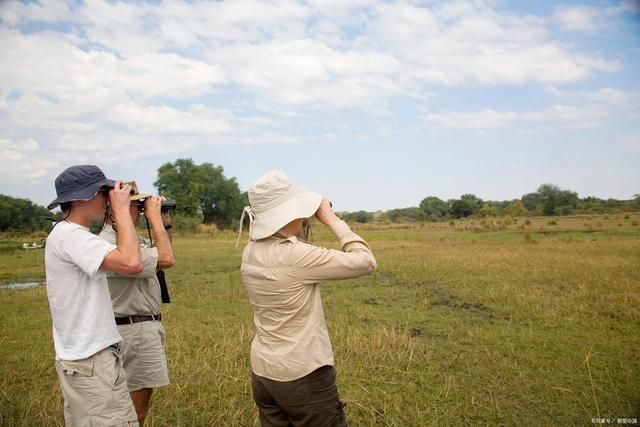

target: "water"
[0,281,44,290]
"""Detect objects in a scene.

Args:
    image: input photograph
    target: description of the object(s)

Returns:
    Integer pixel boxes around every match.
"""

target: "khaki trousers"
[55,346,139,427]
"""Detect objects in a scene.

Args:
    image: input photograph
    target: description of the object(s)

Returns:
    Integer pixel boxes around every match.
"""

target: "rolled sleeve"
[288,220,376,283]
[107,246,158,279]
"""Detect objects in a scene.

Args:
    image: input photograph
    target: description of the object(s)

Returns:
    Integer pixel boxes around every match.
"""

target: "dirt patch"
[367,271,497,319]
[431,295,494,317]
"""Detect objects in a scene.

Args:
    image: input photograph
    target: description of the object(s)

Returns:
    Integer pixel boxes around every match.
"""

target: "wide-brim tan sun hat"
[238,170,322,242]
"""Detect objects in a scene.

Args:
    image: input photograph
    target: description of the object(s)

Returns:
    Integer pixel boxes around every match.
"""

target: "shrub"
[547,220,557,226]
[524,219,531,226]
[197,223,220,235]
[173,214,202,233]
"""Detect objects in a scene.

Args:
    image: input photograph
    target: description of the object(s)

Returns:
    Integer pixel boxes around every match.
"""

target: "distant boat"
[22,242,45,249]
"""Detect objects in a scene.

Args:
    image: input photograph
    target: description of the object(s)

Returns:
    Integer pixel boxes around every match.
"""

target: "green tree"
[479,205,498,217]
[419,196,449,220]
[449,199,473,218]
[506,200,527,217]
[522,184,579,216]
[460,194,484,212]
[387,207,421,222]
[352,210,373,223]
[0,194,52,233]
[339,210,373,223]
[154,159,245,229]
[449,194,483,218]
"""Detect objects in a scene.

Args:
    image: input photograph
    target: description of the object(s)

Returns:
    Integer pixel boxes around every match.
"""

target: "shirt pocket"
[60,359,94,377]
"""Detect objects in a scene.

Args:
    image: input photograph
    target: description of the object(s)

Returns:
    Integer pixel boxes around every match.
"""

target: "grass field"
[1,214,639,425]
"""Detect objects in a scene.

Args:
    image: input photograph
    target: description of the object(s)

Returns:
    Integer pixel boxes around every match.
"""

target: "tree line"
[0,159,247,234]
[338,184,640,224]
[1,160,638,233]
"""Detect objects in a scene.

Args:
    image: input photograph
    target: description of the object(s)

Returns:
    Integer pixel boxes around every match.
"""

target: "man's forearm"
[148,217,175,269]
[112,209,141,261]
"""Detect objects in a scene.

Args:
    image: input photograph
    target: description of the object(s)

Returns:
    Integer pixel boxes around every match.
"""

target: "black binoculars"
[135,198,177,212]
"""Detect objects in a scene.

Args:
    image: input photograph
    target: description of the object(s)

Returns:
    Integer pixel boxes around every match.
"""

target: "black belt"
[115,313,161,325]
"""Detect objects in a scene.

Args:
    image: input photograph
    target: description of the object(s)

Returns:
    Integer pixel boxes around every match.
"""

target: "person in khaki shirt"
[237,170,377,427]
[99,182,175,426]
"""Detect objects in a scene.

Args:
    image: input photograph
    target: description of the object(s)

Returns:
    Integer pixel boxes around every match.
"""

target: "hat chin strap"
[235,206,255,248]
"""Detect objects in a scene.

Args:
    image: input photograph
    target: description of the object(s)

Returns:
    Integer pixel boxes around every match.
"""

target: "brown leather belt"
[115,313,161,325]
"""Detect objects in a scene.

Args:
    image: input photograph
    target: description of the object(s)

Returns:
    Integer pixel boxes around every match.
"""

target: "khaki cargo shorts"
[118,320,169,392]
[55,346,138,426]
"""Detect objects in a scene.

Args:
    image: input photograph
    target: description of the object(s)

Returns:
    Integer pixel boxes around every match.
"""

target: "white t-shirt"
[45,220,121,361]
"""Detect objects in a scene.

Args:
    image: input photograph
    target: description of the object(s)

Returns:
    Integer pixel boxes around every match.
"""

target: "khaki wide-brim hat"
[248,170,322,240]
[125,181,152,201]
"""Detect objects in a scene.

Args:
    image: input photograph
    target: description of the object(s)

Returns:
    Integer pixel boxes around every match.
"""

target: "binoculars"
[135,198,177,212]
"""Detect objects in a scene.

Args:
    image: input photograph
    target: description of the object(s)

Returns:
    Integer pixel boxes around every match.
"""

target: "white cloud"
[0,137,59,182]
[546,86,638,106]
[0,0,74,25]
[0,29,226,102]
[554,1,640,33]
[212,39,404,107]
[424,104,608,130]
[106,103,234,135]
[554,5,603,32]
[0,0,635,193]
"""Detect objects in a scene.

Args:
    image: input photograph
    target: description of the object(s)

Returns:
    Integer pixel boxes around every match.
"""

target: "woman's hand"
[315,198,339,226]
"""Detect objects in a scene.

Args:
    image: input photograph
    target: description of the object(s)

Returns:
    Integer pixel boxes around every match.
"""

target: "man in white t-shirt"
[45,165,144,426]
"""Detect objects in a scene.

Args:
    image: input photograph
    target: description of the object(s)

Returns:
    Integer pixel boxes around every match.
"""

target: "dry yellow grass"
[1,213,639,425]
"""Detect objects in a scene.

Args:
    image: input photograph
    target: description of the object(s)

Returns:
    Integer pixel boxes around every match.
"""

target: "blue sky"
[1,0,639,211]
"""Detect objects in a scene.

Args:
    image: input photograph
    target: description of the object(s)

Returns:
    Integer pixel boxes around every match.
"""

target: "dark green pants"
[251,365,347,427]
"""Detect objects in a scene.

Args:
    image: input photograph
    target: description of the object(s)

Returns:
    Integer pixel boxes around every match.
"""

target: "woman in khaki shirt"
[237,170,377,426]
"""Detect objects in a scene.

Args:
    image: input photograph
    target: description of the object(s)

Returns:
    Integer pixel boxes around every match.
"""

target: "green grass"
[1,213,639,425]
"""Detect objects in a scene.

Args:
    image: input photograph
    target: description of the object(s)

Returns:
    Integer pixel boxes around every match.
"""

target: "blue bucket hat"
[47,165,116,210]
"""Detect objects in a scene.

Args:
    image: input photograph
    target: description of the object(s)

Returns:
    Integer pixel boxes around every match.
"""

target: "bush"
[198,223,220,235]
[172,214,202,233]
[547,220,557,226]
[524,219,531,226]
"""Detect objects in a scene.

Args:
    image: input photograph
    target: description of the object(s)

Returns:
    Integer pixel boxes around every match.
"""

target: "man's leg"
[130,388,153,426]
[119,321,169,425]
[55,348,139,426]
